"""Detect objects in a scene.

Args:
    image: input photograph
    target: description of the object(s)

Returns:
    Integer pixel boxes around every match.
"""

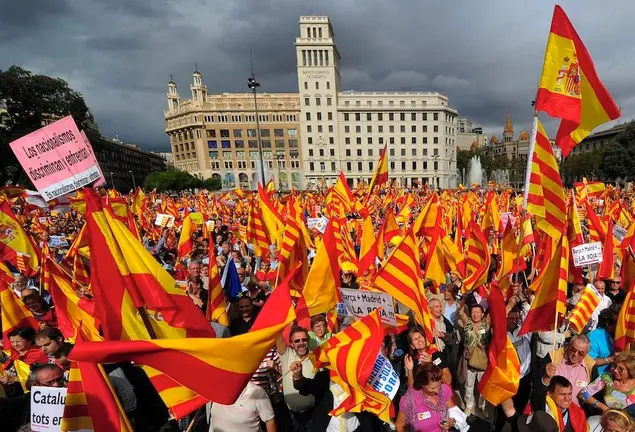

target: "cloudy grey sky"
[2,0,633,151]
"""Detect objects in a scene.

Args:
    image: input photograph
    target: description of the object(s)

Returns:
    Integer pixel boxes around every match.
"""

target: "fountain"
[467,156,483,186]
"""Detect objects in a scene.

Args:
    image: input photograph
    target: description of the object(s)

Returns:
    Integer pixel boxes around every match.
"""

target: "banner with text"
[572,242,603,267]
[10,116,103,201]
[367,351,400,400]
[339,288,397,326]
[31,386,67,431]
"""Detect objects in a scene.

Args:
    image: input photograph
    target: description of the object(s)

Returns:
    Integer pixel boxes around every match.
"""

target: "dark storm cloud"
[1,0,634,151]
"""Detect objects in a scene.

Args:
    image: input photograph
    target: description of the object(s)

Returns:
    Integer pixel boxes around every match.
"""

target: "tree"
[143,168,208,192]
[0,66,96,185]
[601,141,632,182]
[202,177,222,190]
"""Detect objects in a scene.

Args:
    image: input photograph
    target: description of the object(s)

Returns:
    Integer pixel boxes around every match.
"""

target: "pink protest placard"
[10,116,103,201]
[80,130,106,187]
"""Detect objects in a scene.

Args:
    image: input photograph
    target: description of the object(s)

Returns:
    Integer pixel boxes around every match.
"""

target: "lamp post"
[129,170,136,189]
[432,154,440,189]
[248,74,266,186]
[274,154,284,190]
[110,172,115,189]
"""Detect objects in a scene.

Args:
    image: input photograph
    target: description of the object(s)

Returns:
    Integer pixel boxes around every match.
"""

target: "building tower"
[503,112,514,142]
[167,75,180,113]
[295,16,342,186]
[190,67,207,104]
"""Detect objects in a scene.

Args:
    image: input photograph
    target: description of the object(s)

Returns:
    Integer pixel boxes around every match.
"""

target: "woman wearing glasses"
[580,351,635,412]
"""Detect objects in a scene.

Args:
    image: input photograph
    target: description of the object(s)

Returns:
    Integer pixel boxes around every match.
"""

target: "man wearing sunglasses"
[276,327,315,431]
[534,334,613,406]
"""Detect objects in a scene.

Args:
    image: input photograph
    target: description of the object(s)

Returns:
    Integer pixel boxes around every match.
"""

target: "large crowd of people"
[1,184,635,432]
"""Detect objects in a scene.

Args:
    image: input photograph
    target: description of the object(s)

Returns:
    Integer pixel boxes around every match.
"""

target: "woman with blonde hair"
[590,409,635,432]
[580,351,635,411]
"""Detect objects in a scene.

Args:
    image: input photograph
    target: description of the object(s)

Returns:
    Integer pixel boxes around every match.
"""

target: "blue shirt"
[588,327,614,374]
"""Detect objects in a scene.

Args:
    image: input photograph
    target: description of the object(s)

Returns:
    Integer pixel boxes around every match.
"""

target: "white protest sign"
[367,352,400,400]
[572,242,603,267]
[31,386,67,431]
[48,235,69,248]
[155,213,175,228]
[339,288,397,326]
[613,224,627,244]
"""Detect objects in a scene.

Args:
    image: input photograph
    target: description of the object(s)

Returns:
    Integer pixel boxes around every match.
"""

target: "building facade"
[568,122,630,157]
[456,117,488,151]
[484,113,530,161]
[165,15,459,189]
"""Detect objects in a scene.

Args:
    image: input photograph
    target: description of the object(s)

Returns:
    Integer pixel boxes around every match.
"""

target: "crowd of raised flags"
[1,4,635,432]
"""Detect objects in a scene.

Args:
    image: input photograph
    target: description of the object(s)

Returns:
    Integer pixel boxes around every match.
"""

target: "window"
[369,162,374,170]
[367,137,373,144]
[433,113,439,121]
[355,113,361,121]
[225,161,233,169]
[400,125,406,133]
[357,149,362,156]
[320,162,326,171]
[208,140,218,148]
[389,126,395,133]
[434,125,439,132]
[220,129,230,138]
[304,97,310,106]
[248,140,258,148]
[261,140,271,148]
[346,149,351,156]
[330,149,335,156]
[307,125,312,132]
[236,151,246,159]
[327,97,332,106]
[345,138,351,144]
[327,82,330,89]
[401,162,406,170]
[233,129,242,137]
[434,161,439,170]
[389,113,394,121]
[389,149,395,156]
[412,148,417,156]
[367,126,372,133]
[347,162,352,171]
[288,128,298,137]
[345,126,350,133]
[309,149,314,156]
[221,140,231,148]
[356,126,361,133]
[401,137,406,144]
[423,125,428,132]
[304,82,308,90]
[206,130,214,138]
[328,125,333,133]
[275,139,285,148]
[378,125,383,133]
[367,113,372,121]
[401,149,406,156]
[433,148,439,156]
[356,137,362,144]
[315,82,319,90]
[319,149,324,157]
[433,137,439,144]
[423,137,428,144]
[379,137,384,144]
[331,162,336,171]
[310,162,315,171]
[235,140,244,148]
[306,113,311,121]
[400,113,405,121]
[316,97,321,106]
[317,113,322,121]
[328,112,333,121]
[412,161,417,170]
[317,125,323,133]
[209,151,218,159]
[308,137,313,144]
[411,125,417,133]
[411,137,417,144]
[329,137,334,144]
[358,162,363,171]
[411,113,417,121]
[260,129,270,137]
[423,161,428,169]
[390,162,395,170]
[368,149,374,157]
[344,113,349,121]
[390,137,395,144]
[423,149,428,156]
[423,113,428,121]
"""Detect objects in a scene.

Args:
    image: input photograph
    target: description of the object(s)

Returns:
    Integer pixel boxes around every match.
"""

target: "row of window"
[307,161,441,172]
[304,97,333,107]
[307,148,442,158]
[301,49,330,67]
[213,160,300,170]
[206,139,299,149]
[303,81,331,90]
[201,114,297,123]
[207,128,298,138]
[343,124,452,134]
[209,150,299,159]
[343,112,442,122]
[342,136,452,145]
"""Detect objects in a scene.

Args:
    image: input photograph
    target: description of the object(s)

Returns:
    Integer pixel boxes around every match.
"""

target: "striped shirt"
[250,348,281,396]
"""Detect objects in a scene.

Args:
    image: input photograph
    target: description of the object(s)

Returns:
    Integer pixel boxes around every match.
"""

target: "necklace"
[420,389,448,419]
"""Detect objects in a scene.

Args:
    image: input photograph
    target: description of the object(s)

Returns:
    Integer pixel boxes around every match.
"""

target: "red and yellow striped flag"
[365,144,389,203]
[317,309,393,423]
[0,279,40,347]
[526,119,567,239]
[478,283,520,406]
[69,273,296,405]
[519,232,570,335]
[568,284,600,334]
[247,199,271,256]
[535,5,620,156]
[206,242,229,326]
[0,198,40,277]
[372,227,434,342]
[463,222,491,293]
[615,279,635,351]
[277,206,309,295]
[358,213,377,275]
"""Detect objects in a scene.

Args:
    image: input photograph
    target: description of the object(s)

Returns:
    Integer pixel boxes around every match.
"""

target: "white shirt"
[209,382,274,432]
[589,295,612,331]
[327,382,360,432]
[509,327,532,377]
[281,349,315,413]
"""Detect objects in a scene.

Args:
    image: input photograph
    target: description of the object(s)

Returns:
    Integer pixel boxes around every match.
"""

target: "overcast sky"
[2,0,633,151]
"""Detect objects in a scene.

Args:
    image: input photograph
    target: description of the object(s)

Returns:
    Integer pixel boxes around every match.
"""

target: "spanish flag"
[317,309,393,423]
[0,199,40,277]
[0,279,40,347]
[535,5,620,156]
[69,272,296,405]
[365,144,389,202]
[177,208,194,259]
[478,283,520,406]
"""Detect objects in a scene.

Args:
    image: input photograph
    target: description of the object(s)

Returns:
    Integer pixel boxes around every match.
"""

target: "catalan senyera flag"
[247,199,271,256]
[132,187,146,217]
[317,309,393,423]
[177,208,194,259]
[372,227,434,342]
[497,220,522,296]
[535,5,620,156]
[85,189,215,341]
[0,199,40,277]
[301,220,341,316]
[358,213,377,276]
[277,208,309,295]
[519,232,570,335]
[69,271,296,405]
[206,242,229,326]
[478,283,520,406]
[526,118,567,240]
[258,183,284,247]
[62,357,133,431]
[365,144,389,202]
[0,279,40,348]
[568,284,600,334]
[615,278,635,351]
[575,179,606,205]
[462,222,491,293]
[46,259,102,342]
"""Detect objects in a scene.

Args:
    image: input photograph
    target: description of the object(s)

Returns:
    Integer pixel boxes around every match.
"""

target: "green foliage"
[0,66,95,185]
[143,169,222,192]
[560,149,605,185]
[601,141,632,181]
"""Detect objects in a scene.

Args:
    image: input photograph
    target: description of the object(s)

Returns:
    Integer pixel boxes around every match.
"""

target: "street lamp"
[110,172,115,189]
[274,154,285,190]
[247,74,266,186]
[129,170,136,189]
